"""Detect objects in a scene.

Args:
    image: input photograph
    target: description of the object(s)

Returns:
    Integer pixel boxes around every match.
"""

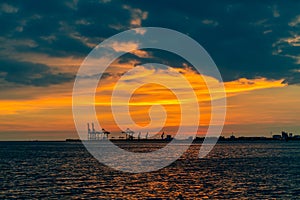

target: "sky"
[0,0,300,140]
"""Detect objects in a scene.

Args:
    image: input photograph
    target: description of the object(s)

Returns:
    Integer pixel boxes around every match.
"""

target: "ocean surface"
[1,141,300,199]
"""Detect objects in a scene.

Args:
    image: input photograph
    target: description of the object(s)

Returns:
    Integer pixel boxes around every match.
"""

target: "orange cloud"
[0,64,287,136]
[94,65,286,134]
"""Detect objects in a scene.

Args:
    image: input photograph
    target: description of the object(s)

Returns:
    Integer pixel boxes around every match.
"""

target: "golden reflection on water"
[0,142,300,199]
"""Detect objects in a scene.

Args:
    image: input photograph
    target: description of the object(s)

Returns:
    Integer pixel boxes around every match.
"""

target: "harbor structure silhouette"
[87,122,173,141]
[87,123,110,140]
[85,122,300,142]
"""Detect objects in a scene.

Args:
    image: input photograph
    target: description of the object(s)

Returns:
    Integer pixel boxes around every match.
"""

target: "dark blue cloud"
[130,1,300,83]
[0,58,74,86]
[0,0,299,86]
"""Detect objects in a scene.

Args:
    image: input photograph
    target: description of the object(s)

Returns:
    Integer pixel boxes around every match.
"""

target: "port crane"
[87,123,110,140]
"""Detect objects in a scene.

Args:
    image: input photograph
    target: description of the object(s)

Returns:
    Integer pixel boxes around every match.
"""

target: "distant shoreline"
[0,138,299,143]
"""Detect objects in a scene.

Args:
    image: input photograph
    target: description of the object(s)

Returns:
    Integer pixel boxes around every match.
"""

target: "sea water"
[1,141,299,199]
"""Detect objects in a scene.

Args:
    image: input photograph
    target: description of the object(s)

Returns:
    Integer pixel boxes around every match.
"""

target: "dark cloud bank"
[0,0,300,86]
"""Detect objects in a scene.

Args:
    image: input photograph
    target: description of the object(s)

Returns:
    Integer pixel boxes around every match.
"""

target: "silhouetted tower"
[92,123,95,133]
[145,132,149,140]
[91,123,96,140]
[87,123,91,140]
[282,131,288,141]
[161,132,165,140]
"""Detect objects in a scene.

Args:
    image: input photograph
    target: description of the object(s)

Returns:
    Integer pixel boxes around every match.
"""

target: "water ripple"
[0,141,300,199]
